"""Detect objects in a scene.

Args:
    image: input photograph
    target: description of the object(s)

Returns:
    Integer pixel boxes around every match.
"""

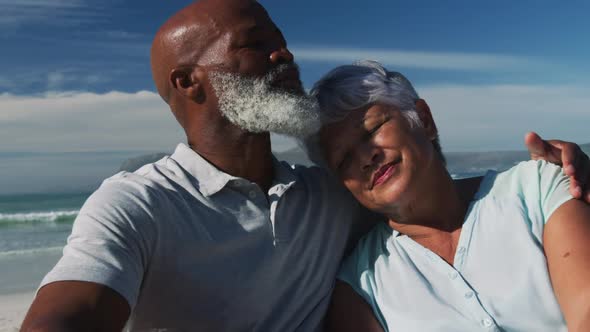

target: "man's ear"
[170,66,206,103]
[415,99,438,140]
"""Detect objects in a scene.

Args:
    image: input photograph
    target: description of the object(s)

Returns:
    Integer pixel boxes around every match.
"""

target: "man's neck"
[188,125,275,192]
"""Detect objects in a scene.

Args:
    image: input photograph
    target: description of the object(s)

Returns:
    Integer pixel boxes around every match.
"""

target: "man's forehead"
[197,0,274,28]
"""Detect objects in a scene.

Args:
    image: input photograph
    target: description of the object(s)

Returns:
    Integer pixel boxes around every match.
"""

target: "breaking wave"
[0,210,78,225]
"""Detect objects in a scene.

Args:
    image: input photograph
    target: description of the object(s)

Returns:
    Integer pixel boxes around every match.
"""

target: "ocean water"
[0,192,90,255]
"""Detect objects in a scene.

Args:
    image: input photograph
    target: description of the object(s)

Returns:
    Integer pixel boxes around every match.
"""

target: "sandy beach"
[0,292,34,331]
[0,249,62,332]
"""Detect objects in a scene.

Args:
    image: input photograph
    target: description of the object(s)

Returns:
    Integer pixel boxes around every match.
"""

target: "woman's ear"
[170,66,206,104]
[415,99,438,140]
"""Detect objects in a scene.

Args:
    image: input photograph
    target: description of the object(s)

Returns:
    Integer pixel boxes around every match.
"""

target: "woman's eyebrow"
[359,113,383,129]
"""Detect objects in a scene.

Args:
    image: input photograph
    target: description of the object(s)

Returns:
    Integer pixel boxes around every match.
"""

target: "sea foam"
[0,245,63,258]
[0,210,79,225]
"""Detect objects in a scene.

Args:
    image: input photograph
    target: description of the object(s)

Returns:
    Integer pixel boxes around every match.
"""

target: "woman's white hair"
[301,60,444,167]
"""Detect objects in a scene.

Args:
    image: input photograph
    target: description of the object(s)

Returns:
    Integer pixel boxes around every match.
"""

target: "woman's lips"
[372,162,399,188]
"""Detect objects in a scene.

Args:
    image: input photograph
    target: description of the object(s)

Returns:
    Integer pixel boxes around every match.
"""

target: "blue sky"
[3,1,590,93]
[1,0,589,193]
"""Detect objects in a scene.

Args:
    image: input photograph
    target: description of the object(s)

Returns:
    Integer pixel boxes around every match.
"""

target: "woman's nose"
[269,47,294,65]
[360,144,381,172]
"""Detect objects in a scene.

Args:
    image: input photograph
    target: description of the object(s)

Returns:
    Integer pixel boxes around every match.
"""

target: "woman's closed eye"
[365,116,390,137]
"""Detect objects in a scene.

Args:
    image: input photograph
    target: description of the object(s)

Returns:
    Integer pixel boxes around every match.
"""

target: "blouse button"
[481,318,493,327]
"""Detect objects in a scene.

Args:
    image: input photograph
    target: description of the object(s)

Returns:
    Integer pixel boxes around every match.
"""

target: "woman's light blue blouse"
[338,160,573,332]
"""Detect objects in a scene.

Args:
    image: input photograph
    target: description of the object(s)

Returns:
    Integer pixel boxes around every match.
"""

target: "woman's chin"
[369,173,411,212]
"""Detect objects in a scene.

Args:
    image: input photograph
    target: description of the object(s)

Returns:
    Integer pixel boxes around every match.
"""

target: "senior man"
[22,0,590,331]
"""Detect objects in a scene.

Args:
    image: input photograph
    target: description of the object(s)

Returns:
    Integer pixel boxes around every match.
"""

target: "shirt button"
[464,291,474,299]
[449,271,459,280]
[457,246,466,254]
[248,191,257,199]
[481,318,493,327]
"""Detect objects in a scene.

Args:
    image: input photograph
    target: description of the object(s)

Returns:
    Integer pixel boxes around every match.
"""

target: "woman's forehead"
[322,104,398,131]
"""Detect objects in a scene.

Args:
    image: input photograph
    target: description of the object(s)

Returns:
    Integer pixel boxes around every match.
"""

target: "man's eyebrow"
[240,22,265,34]
[230,25,267,45]
[245,24,262,33]
[230,22,260,38]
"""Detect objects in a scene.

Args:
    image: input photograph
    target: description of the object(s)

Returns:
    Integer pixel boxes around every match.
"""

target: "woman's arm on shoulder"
[325,280,385,332]
[545,199,590,331]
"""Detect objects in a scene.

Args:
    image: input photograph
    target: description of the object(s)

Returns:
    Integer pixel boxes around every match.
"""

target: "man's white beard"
[209,67,320,138]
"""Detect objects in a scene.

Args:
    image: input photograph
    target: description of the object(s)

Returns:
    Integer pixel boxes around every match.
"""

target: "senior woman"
[304,61,590,332]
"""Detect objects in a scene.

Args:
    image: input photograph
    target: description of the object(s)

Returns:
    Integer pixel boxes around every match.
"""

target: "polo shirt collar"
[171,143,298,197]
[171,143,238,196]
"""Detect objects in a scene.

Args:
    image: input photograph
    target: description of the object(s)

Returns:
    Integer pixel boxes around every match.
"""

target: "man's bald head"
[150,0,269,104]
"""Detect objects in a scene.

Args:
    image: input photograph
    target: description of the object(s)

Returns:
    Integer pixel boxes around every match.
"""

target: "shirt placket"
[451,202,500,331]
[266,181,295,247]
[230,179,272,233]
[400,210,500,331]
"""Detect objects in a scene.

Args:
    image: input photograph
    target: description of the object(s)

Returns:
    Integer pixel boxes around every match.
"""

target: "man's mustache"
[266,63,301,81]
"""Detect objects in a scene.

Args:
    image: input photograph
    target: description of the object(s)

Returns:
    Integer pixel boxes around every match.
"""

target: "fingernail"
[565,165,575,174]
[573,186,582,197]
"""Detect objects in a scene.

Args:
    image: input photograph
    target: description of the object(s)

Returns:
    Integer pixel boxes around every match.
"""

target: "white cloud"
[420,84,590,151]
[0,85,588,194]
[0,69,107,93]
[0,91,185,152]
[0,91,300,153]
[0,85,587,156]
[43,69,110,91]
[292,47,537,71]
[46,71,65,90]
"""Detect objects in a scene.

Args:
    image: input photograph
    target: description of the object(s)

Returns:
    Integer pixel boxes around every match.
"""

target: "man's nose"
[269,47,294,65]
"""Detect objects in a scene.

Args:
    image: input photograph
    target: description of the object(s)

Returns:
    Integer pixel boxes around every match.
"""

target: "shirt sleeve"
[536,160,574,221]
[337,223,389,330]
[39,173,157,308]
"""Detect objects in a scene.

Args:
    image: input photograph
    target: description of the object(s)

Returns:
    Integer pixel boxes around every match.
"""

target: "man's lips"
[371,160,400,189]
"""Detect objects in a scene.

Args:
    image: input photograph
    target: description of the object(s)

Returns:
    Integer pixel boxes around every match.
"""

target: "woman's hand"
[525,132,590,203]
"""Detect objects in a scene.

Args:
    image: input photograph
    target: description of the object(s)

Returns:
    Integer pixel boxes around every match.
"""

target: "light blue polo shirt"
[338,160,573,332]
